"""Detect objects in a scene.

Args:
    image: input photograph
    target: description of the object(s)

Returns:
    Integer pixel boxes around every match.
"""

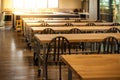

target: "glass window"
[99,0,111,21]
[48,0,59,8]
[113,0,120,22]
[13,0,59,9]
[13,0,24,8]
[24,0,35,8]
[39,0,47,8]
[99,0,120,22]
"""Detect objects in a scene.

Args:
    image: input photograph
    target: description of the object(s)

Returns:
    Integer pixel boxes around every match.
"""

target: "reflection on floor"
[0,28,80,80]
[0,28,79,80]
[0,28,40,80]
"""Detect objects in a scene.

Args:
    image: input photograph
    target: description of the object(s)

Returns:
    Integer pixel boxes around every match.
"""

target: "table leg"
[42,44,47,80]
[68,68,72,80]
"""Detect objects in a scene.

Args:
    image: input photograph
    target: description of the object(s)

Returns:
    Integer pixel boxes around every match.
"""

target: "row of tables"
[24,20,114,27]
[22,18,120,80]
[27,26,120,48]
[22,18,116,41]
[22,18,116,42]
[61,54,120,80]
[34,33,120,80]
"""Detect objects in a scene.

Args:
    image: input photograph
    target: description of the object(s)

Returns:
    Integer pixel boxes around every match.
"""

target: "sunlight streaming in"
[13,0,58,10]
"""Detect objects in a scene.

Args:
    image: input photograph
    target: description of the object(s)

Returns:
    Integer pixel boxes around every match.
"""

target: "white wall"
[0,0,1,13]
[89,0,97,21]
[59,0,82,9]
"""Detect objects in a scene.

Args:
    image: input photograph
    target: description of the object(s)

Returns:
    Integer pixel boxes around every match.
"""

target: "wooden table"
[22,17,91,23]
[13,12,80,28]
[24,22,115,35]
[34,33,120,43]
[72,22,113,26]
[31,26,119,32]
[23,19,75,23]
[61,54,120,80]
[27,26,119,48]
[34,33,120,79]
[25,21,113,27]
[25,22,70,27]
[23,20,116,37]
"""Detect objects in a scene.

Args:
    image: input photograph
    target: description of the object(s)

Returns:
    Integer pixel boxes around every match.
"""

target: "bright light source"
[13,0,58,10]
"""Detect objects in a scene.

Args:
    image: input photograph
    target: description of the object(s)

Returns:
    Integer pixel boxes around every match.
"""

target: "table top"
[34,33,120,43]
[13,12,79,16]
[31,26,120,32]
[25,21,115,27]
[61,54,120,80]
[26,22,67,27]
[22,17,95,22]
[23,19,75,23]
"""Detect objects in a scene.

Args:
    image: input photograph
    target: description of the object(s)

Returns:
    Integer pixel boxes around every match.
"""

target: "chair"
[98,36,119,54]
[44,36,71,80]
[34,28,56,65]
[68,28,82,34]
[68,28,96,54]
[64,22,73,26]
[86,22,96,26]
[16,20,22,32]
[40,22,49,27]
[68,28,84,53]
[106,27,120,33]
[68,28,98,54]
[37,28,56,34]
[111,23,120,26]
[119,42,120,53]
[65,17,69,20]
[75,19,81,22]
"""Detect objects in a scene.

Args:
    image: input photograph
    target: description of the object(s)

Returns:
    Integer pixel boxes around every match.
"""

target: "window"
[24,0,35,8]
[99,0,120,22]
[13,0,24,8]
[13,0,59,9]
[39,0,47,8]
[48,0,59,8]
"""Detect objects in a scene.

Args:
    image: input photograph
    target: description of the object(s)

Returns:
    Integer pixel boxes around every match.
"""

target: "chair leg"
[59,62,62,80]
[38,69,41,77]
[34,52,37,65]
[45,64,48,80]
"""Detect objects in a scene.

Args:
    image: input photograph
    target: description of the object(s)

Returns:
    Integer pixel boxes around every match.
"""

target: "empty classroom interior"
[0,0,120,80]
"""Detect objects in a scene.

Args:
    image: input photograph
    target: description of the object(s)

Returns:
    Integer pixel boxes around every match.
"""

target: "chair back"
[16,20,22,31]
[68,28,82,33]
[106,27,120,33]
[64,22,73,26]
[75,19,81,22]
[111,23,120,26]
[40,28,56,34]
[40,22,49,26]
[46,36,71,62]
[98,36,119,54]
[86,22,96,26]
[44,36,71,80]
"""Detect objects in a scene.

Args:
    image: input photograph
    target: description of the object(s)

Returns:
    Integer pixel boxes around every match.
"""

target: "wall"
[59,0,82,9]
[0,0,1,13]
[2,0,13,11]
[89,0,97,20]
[0,0,1,21]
